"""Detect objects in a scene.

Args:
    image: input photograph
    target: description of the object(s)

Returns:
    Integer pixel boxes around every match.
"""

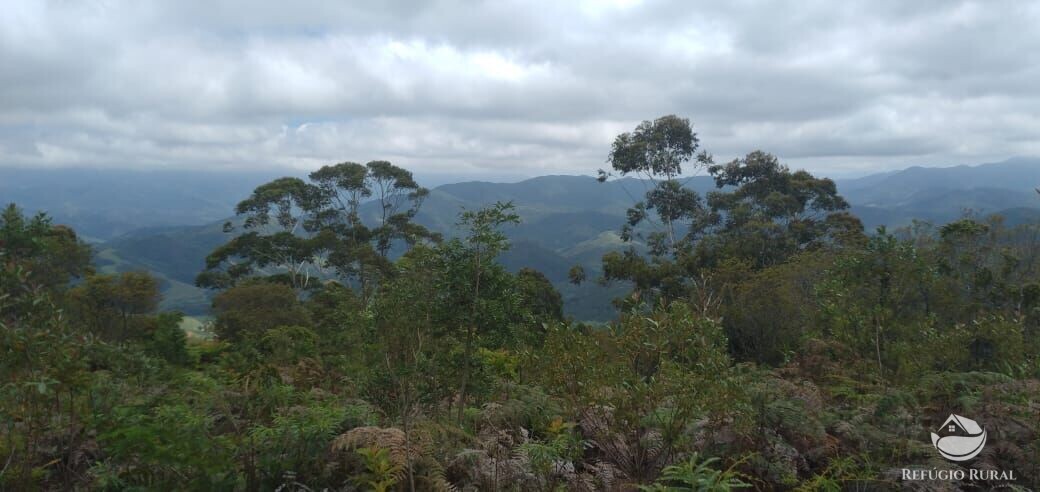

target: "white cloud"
[1,0,1038,179]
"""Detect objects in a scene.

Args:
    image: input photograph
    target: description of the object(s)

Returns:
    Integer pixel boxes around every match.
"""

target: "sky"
[1,0,1039,180]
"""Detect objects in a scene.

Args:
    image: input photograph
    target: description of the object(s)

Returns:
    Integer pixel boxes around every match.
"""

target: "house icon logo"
[930,414,986,462]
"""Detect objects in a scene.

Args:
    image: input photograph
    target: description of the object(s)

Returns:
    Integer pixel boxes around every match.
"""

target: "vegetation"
[3,123,1040,490]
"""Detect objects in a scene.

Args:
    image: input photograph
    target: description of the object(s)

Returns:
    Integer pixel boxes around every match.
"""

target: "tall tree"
[698,150,863,269]
[364,160,431,257]
[198,177,326,290]
[600,114,712,256]
[0,207,94,487]
[449,202,520,422]
[596,121,862,306]
[308,161,435,297]
[198,161,436,297]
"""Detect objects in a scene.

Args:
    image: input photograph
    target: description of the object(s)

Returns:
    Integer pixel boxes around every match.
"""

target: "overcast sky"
[2,0,1038,180]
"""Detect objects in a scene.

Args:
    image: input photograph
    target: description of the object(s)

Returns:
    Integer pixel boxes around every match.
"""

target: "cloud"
[1,0,1038,178]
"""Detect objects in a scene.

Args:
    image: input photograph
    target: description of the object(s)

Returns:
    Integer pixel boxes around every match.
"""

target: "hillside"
[841,157,1040,229]
[0,167,280,241]
[7,158,1040,320]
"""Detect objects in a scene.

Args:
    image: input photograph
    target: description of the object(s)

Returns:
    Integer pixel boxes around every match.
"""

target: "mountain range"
[3,157,1039,320]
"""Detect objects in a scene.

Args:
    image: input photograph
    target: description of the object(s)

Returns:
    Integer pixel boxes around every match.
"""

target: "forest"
[2,116,1039,490]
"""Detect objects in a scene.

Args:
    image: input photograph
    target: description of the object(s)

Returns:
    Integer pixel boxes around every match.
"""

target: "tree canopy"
[597,118,863,308]
[3,135,1040,490]
[197,160,438,296]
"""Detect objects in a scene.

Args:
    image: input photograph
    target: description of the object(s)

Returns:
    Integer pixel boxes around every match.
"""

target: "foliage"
[148,312,192,365]
[516,267,565,324]
[351,446,403,492]
[540,303,736,483]
[69,271,161,340]
[598,119,863,309]
[0,203,93,291]
[198,161,437,296]
[211,280,311,342]
[638,453,751,491]
[700,151,863,269]
[4,143,1040,490]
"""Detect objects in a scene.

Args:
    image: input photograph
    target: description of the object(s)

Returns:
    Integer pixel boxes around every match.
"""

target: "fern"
[352,447,403,492]
[638,453,751,492]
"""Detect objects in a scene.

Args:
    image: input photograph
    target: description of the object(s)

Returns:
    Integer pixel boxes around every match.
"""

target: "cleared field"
[179,315,215,340]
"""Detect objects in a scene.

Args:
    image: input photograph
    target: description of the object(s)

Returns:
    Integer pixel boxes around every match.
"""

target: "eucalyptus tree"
[365,160,432,256]
[593,115,713,305]
[698,150,864,269]
[598,114,712,256]
[595,117,863,308]
[308,161,435,296]
[198,161,436,297]
[197,177,326,290]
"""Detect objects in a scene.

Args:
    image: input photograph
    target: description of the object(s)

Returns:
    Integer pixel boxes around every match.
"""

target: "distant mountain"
[838,157,1040,229]
[0,167,282,241]
[101,222,231,285]
[408,175,714,235]
[840,157,1040,200]
[5,158,1040,320]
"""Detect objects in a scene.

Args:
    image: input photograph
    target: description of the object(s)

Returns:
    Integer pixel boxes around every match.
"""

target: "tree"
[0,203,92,292]
[567,264,586,285]
[599,129,863,307]
[601,115,712,256]
[308,161,435,296]
[449,202,520,422]
[198,177,326,290]
[362,160,432,257]
[0,213,94,488]
[516,268,564,325]
[69,271,161,340]
[199,161,436,299]
[148,312,191,365]
[211,280,311,342]
[366,245,448,492]
[700,151,863,269]
[112,272,161,337]
[815,229,941,382]
[595,115,713,308]
[934,217,1013,317]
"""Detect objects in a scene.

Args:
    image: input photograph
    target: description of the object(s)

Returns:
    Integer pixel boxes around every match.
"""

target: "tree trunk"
[457,250,483,424]
[874,315,885,384]
[457,324,475,424]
